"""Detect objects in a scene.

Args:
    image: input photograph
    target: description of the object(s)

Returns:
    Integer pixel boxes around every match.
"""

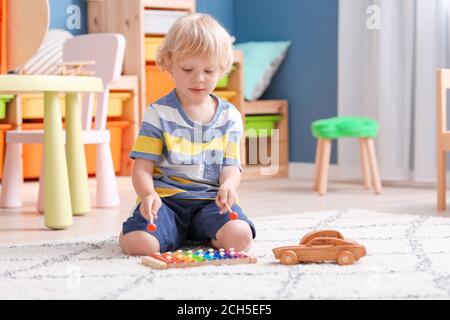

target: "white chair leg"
[96,143,120,207]
[0,143,23,208]
[37,153,45,213]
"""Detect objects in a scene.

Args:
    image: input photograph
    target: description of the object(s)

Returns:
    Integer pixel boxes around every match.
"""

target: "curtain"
[338,0,450,183]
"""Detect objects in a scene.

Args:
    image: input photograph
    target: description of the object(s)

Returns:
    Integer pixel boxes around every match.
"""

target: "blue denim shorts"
[122,196,256,252]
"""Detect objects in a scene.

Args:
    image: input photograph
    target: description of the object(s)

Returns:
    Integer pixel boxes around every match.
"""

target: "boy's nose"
[192,73,205,83]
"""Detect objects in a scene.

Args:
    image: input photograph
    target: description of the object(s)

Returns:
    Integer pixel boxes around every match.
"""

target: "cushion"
[311,116,379,139]
[234,41,291,101]
[21,29,73,75]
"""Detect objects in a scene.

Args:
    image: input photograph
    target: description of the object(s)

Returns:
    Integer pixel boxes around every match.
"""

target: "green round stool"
[311,116,382,195]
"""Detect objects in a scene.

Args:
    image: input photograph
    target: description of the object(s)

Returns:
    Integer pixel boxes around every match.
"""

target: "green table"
[0,75,103,229]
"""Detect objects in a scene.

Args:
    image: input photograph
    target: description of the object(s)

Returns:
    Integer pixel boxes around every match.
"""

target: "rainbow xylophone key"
[141,247,257,269]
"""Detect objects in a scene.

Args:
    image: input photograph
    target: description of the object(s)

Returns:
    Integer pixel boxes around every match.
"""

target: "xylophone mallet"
[224,203,238,220]
[146,211,157,232]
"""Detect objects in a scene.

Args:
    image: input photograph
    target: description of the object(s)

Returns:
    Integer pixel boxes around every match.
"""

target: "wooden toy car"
[272,230,366,266]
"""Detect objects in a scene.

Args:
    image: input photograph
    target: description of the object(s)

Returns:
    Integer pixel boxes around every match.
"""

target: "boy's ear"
[165,62,173,76]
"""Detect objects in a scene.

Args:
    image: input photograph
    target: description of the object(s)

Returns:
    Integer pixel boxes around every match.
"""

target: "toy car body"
[272,230,366,266]
[299,229,344,244]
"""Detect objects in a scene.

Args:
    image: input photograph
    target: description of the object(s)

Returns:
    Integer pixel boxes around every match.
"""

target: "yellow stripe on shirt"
[135,187,187,204]
[155,187,187,197]
[133,135,163,156]
[169,175,194,185]
[163,132,229,156]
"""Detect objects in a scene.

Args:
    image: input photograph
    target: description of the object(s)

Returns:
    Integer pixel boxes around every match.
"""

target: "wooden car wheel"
[337,250,355,266]
[280,250,297,265]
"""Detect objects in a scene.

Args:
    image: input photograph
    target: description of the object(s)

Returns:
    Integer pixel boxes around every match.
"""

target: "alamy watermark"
[247,128,280,176]
[66,5,82,30]
[170,122,280,176]
[367,5,381,30]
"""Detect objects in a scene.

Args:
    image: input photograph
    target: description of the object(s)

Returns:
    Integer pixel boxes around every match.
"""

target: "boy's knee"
[214,220,253,252]
[119,232,160,256]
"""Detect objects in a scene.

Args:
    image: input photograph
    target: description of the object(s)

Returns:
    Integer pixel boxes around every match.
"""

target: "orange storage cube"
[21,123,44,179]
[146,64,175,104]
[0,123,13,179]
[21,121,130,179]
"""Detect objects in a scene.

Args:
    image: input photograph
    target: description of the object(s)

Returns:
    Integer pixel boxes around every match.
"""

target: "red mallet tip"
[147,223,157,232]
[229,211,238,220]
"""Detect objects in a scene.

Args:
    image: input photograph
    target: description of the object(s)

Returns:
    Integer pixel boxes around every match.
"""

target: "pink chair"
[0,33,126,210]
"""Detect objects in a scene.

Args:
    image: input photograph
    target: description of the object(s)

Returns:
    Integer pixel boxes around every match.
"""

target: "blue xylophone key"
[202,253,213,261]
[209,251,218,260]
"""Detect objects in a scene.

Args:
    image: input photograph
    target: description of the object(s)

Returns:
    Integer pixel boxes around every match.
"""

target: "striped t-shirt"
[130,90,243,200]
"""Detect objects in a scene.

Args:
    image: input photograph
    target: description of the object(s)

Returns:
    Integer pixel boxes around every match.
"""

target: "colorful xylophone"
[141,248,257,270]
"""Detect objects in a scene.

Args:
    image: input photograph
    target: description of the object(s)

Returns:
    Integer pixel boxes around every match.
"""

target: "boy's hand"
[140,191,162,221]
[216,183,238,214]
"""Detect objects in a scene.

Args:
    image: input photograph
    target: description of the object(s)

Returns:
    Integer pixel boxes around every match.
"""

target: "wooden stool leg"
[318,139,332,196]
[359,138,372,190]
[366,138,382,194]
[313,139,324,191]
[437,150,447,211]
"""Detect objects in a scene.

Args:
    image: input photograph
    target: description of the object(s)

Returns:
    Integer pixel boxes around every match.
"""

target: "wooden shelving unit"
[143,0,196,11]
[241,100,289,180]
[87,0,194,177]
[87,0,289,180]
[108,75,140,175]
[87,0,196,120]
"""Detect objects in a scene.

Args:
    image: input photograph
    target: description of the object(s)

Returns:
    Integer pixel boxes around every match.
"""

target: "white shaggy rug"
[1,209,450,300]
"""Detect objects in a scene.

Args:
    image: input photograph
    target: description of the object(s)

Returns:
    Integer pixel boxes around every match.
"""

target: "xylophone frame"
[141,253,257,270]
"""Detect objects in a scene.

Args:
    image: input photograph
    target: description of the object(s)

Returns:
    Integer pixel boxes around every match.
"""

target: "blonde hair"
[156,13,234,75]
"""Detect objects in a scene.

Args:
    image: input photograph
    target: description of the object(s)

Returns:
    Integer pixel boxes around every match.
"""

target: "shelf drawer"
[21,92,132,119]
[145,36,164,61]
[144,9,187,34]
[214,91,236,102]
[0,95,14,119]
[146,65,175,104]
[216,74,229,89]
[215,66,236,89]
[245,115,283,138]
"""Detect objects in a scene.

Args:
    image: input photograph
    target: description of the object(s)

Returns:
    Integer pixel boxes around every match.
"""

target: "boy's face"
[169,54,221,105]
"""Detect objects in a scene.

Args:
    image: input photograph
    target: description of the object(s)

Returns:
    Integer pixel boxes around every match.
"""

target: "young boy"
[119,14,256,256]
